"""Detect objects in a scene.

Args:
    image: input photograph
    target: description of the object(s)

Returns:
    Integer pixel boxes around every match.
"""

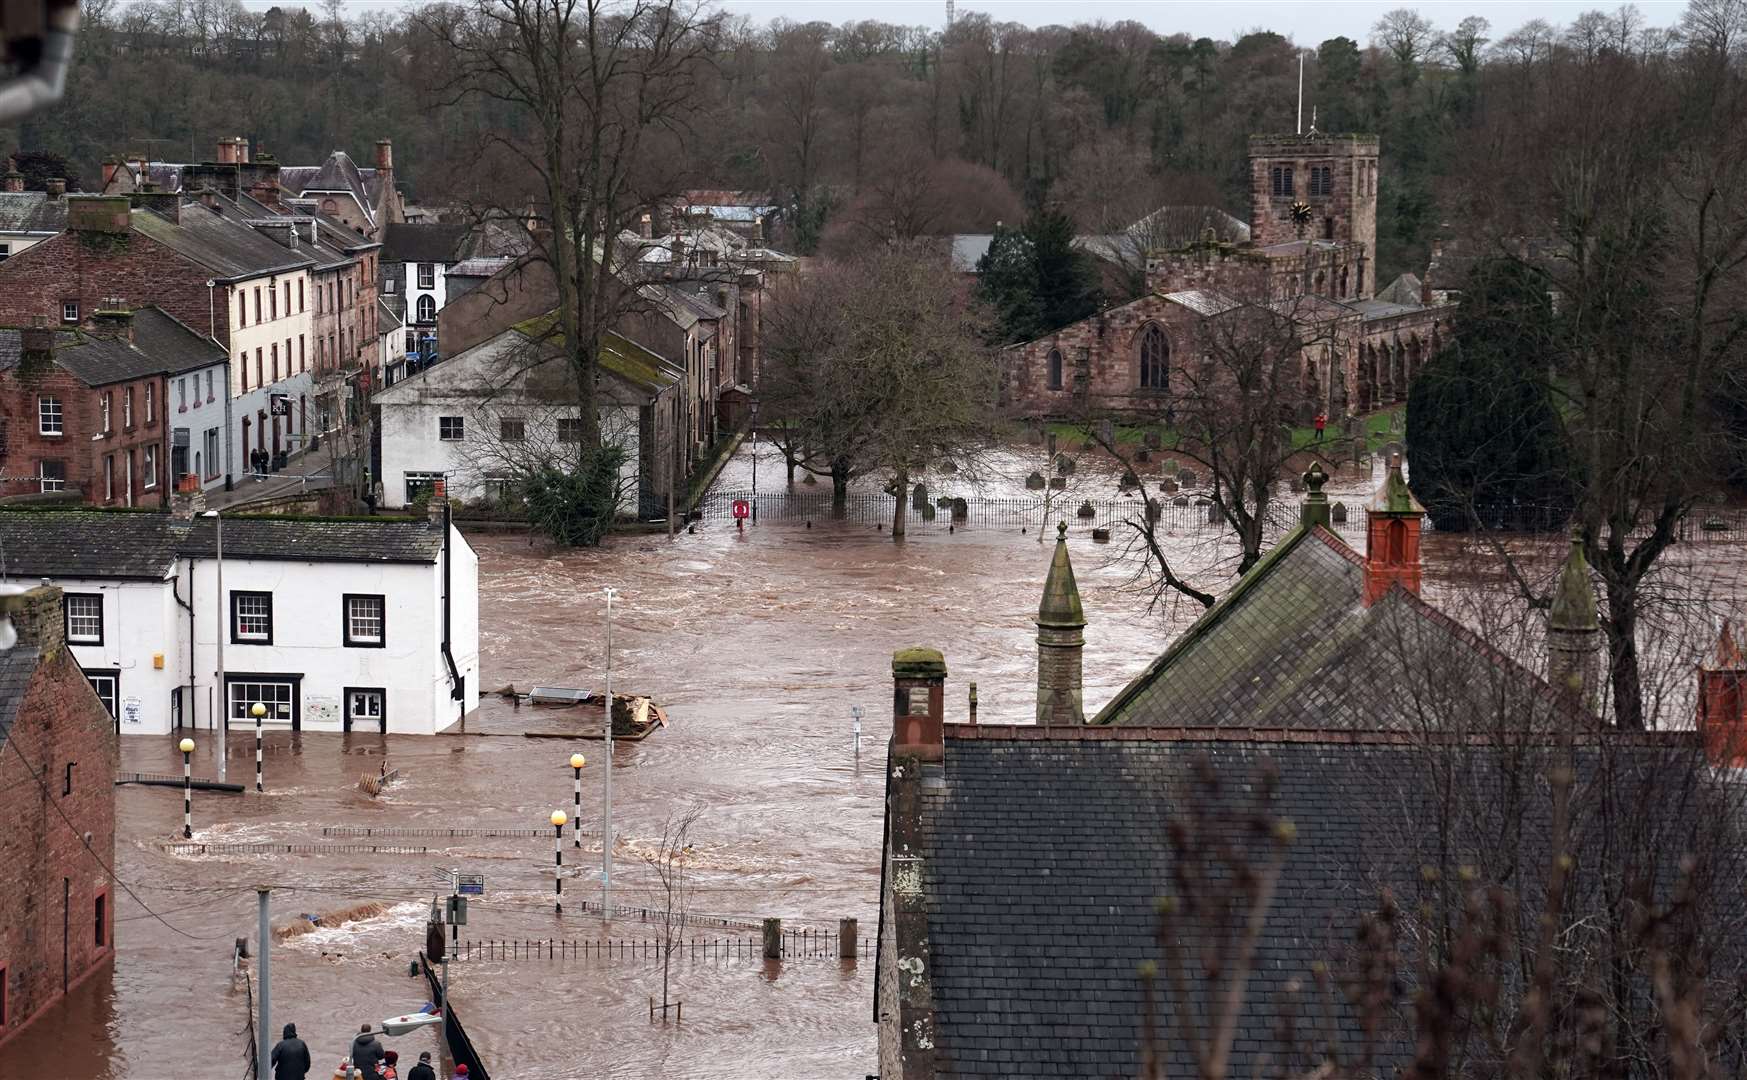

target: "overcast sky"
[258,0,1692,42]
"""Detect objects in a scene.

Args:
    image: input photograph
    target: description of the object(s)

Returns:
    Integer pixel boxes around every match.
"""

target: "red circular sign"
[732,500,750,519]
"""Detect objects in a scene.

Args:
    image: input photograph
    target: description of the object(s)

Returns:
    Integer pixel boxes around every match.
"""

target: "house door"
[344,688,386,733]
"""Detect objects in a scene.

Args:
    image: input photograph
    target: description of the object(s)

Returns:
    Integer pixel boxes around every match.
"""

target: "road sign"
[457,874,485,896]
[732,499,750,520]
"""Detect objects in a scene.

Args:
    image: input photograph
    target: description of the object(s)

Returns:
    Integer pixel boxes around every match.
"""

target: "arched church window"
[1139,325,1169,390]
[1047,349,1063,391]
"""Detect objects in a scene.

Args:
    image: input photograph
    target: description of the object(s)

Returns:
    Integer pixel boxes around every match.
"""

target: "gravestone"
[1091,527,1111,543]
[1173,495,1189,507]
[951,498,968,521]
[1332,501,1347,524]
[1120,471,1140,490]
[1025,471,1046,490]
[1177,468,1197,487]
[1076,501,1097,519]
[1146,500,1163,523]
[1160,479,1179,494]
[920,503,937,521]
[936,496,953,509]
[1207,502,1222,523]
[940,460,957,474]
[912,482,928,510]
[1056,455,1076,476]
[1049,476,1067,490]
[1136,448,1151,463]
[1096,419,1115,444]
[1047,433,1058,457]
[1143,430,1163,450]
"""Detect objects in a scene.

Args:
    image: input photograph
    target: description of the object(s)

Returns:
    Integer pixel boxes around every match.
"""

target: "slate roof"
[1161,288,1240,317]
[132,202,315,282]
[907,725,1727,1078]
[382,223,470,265]
[1095,525,1569,730]
[0,510,443,578]
[0,647,41,750]
[0,191,68,234]
[0,308,224,386]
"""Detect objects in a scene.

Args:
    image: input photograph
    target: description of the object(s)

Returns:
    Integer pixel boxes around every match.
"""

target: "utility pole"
[602,587,617,919]
[256,887,271,1077]
[205,510,228,782]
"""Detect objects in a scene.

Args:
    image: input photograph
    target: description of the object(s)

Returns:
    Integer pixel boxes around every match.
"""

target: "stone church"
[1006,132,1453,422]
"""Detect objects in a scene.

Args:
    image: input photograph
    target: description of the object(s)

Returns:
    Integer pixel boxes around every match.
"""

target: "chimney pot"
[376,138,394,173]
[891,648,947,761]
[1,158,21,193]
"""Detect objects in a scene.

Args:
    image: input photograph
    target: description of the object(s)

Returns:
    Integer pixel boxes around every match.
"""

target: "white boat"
[379,1011,443,1036]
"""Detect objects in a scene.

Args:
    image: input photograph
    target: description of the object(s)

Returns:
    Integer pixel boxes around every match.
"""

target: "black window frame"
[81,668,119,718]
[438,416,465,441]
[64,593,104,645]
[1138,324,1170,391]
[499,417,526,442]
[342,593,387,649]
[556,417,584,443]
[344,686,387,733]
[230,590,275,645]
[225,673,302,730]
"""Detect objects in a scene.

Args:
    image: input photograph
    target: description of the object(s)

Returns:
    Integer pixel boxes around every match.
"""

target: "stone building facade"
[1007,131,1452,422]
[0,585,119,1049]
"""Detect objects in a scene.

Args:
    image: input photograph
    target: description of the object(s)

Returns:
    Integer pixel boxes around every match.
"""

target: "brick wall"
[0,365,93,498]
[0,587,120,1049]
[1006,293,1204,418]
[0,225,233,348]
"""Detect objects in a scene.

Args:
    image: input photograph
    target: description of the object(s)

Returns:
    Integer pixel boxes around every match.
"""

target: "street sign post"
[457,874,485,896]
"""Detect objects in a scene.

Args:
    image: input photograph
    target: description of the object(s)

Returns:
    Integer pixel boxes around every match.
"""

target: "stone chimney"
[90,307,135,343]
[216,137,238,164]
[891,648,946,762]
[9,584,67,659]
[427,478,449,526]
[1300,461,1331,529]
[376,138,394,174]
[1,159,22,193]
[70,195,134,234]
[1362,451,1425,606]
[639,212,653,240]
[1035,523,1086,725]
[19,317,54,374]
[170,487,208,522]
[1699,623,1747,767]
[1547,530,1601,712]
[45,178,65,200]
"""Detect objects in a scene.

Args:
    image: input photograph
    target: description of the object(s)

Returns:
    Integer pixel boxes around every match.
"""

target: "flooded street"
[7,441,1744,1078]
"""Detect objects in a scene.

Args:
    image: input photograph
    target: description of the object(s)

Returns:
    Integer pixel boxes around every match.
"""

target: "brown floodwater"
[6,441,1740,1079]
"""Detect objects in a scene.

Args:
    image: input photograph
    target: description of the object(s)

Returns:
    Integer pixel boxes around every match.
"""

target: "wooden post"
[840,917,858,960]
[762,917,782,959]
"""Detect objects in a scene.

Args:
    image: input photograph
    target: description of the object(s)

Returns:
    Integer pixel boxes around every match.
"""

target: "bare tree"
[640,800,704,1022]
[415,0,717,451]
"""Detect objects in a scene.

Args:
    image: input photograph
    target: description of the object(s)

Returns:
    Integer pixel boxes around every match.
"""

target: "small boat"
[379,1010,443,1036]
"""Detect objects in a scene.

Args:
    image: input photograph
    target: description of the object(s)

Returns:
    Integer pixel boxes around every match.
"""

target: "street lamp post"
[203,510,227,783]
[750,401,760,524]
[602,586,617,920]
[179,737,195,838]
[851,705,864,759]
[569,754,585,848]
[551,811,567,915]
[251,701,266,792]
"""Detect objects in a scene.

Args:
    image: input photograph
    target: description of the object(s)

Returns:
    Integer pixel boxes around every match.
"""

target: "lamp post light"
[202,509,227,783]
[569,754,585,848]
[851,705,864,759]
[251,701,267,792]
[179,737,195,838]
[550,810,568,915]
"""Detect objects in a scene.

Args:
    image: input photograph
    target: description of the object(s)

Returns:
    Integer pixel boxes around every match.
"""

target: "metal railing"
[447,932,870,963]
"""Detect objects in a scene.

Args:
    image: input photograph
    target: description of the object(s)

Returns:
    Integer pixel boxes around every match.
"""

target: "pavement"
[205,436,343,510]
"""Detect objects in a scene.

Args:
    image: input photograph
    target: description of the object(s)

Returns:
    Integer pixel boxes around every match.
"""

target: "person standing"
[271,1023,311,1080]
[348,1024,384,1078]
[1314,412,1327,441]
[406,1052,436,1080]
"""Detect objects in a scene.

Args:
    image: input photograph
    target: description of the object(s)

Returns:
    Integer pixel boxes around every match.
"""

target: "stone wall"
[0,587,120,1049]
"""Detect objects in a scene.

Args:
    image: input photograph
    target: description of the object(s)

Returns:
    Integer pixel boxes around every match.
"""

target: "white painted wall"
[0,233,50,260]
[39,536,479,736]
[168,360,232,491]
[403,261,446,330]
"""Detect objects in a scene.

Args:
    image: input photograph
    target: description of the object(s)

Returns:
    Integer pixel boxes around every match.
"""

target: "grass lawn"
[1043,406,1406,454]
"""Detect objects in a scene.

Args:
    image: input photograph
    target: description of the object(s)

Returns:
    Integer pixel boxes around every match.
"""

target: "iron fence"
[448,932,870,963]
[166,842,432,856]
[322,825,548,840]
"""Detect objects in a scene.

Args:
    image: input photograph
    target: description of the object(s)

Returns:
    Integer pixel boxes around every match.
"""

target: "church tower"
[1547,530,1601,713]
[1248,133,1379,299]
[1036,523,1087,725]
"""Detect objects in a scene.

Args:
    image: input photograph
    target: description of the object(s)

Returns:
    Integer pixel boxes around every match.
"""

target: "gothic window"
[1340,266,1350,298]
[1271,165,1294,197]
[1047,349,1063,391]
[1138,324,1169,390]
[1309,166,1332,197]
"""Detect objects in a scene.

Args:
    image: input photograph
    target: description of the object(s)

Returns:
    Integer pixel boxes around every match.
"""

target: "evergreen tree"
[974,210,1100,345]
[1406,257,1572,531]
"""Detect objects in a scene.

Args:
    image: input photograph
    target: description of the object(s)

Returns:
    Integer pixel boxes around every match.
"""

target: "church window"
[1309,165,1332,197]
[1047,349,1063,391]
[1138,325,1169,390]
[1271,166,1293,197]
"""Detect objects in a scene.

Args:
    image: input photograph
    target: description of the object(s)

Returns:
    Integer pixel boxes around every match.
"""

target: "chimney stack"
[891,648,947,762]
[376,138,394,174]
[170,487,208,522]
[1035,523,1086,725]
[45,178,65,200]
[1547,530,1601,713]
[427,479,449,526]
[1,159,21,193]
[90,307,135,343]
[1361,451,1425,606]
[753,214,764,245]
[7,584,68,658]
[1699,622,1747,767]
[639,212,653,240]
[100,158,120,188]
[216,138,237,164]
[20,315,54,368]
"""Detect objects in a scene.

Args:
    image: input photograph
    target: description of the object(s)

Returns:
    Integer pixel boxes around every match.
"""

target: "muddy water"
[9,441,1739,1079]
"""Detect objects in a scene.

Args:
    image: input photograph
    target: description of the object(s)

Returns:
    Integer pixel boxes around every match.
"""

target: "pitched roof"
[131,202,315,281]
[0,191,68,234]
[0,509,443,578]
[0,647,41,749]
[382,222,469,265]
[1093,525,1569,729]
[904,725,1716,1078]
[0,307,225,386]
